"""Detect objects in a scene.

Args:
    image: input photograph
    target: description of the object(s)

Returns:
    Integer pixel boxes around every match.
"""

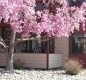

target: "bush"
[13,59,24,69]
[0,48,4,53]
[64,58,83,75]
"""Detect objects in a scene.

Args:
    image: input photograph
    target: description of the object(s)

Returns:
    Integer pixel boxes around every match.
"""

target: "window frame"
[70,34,86,54]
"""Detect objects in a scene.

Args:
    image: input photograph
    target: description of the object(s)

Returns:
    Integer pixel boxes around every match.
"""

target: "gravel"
[0,68,86,80]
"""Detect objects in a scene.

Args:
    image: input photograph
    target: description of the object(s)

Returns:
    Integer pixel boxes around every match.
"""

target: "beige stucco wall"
[0,53,6,66]
[14,53,47,69]
[0,53,47,69]
[0,28,2,48]
[49,54,62,68]
[55,37,69,66]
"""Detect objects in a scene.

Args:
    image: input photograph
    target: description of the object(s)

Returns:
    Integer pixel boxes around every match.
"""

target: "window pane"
[15,37,55,53]
[35,1,44,11]
[2,28,11,46]
[69,0,86,7]
[72,34,86,54]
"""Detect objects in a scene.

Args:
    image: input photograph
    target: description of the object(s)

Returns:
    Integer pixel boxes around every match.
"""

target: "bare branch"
[0,37,8,49]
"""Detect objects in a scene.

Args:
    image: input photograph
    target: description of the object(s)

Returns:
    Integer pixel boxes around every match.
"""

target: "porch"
[0,37,69,69]
[0,27,69,69]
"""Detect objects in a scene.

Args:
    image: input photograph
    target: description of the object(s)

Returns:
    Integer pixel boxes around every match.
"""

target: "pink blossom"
[0,0,85,38]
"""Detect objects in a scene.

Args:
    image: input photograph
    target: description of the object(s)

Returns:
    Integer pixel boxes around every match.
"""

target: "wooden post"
[47,34,49,69]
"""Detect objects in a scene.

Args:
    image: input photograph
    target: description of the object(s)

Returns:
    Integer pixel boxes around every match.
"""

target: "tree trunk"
[6,30,16,71]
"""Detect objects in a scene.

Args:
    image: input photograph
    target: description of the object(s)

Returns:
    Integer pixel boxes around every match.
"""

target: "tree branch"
[0,37,8,49]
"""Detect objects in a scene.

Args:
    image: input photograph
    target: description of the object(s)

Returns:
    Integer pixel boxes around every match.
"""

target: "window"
[35,1,44,11]
[72,34,86,54]
[69,0,86,7]
[2,27,11,46]
[15,36,55,53]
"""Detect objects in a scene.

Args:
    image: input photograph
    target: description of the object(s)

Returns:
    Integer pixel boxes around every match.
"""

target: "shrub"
[64,58,83,75]
[0,48,4,53]
[13,59,24,69]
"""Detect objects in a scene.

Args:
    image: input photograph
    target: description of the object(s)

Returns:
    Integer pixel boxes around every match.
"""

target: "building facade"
[0,0,86,69]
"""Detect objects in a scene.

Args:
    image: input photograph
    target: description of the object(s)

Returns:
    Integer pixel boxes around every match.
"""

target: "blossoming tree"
[0,0,86,71]
[0,0,36,71]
